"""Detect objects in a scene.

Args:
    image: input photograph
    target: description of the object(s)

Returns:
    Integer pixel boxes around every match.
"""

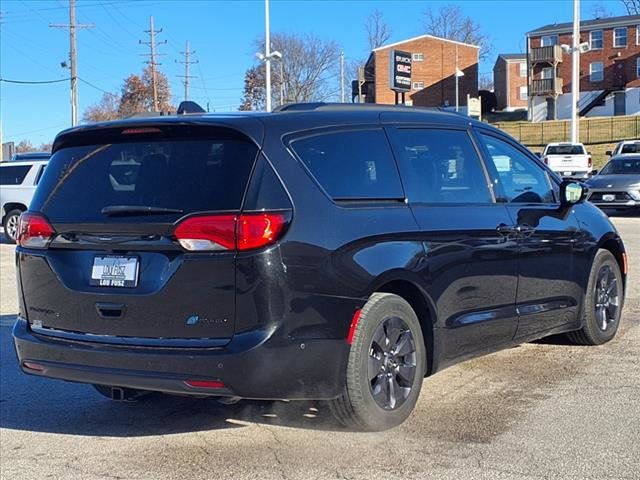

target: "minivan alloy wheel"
[368,316,417,410]
[594,264,620,331]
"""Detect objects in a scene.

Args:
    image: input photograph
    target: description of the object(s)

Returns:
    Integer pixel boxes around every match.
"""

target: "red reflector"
[346,309,362,345]
[237,212,288,251]
[184,379,225,389]
[23,361,45,372]
[174,215,237,251]
[121,127,162,135]
[17,212,55,249]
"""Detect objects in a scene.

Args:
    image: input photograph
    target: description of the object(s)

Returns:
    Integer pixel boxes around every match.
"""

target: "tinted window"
[33,137,257,223]
[290,129,403,200]
[480,134,554,204]
[546,145,585,155]
[600,158,640,175]
[389,128,492,204]
[0,165,31,185]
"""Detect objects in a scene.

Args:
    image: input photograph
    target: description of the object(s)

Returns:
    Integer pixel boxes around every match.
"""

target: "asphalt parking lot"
[0,216,638,480]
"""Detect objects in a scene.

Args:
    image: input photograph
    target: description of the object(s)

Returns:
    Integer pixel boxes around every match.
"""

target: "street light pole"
[571,0,580,143]
[264,0,272,112]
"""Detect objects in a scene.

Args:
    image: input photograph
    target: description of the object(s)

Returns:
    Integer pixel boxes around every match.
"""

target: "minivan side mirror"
[606,150,612,156]
[560,180,587,206]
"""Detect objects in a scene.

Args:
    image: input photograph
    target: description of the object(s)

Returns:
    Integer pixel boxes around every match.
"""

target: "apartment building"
[527,14,640,121]
[493,53,528,111]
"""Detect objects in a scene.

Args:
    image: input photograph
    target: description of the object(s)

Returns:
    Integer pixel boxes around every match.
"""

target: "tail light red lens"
[543,156,548,165]
[175,212,289,252]
[588,156,592,168]
[17,213,55,249]
[184,379,225,389]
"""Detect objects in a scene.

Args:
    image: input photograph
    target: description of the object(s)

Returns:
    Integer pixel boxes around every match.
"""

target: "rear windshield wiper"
[101,205,184,217]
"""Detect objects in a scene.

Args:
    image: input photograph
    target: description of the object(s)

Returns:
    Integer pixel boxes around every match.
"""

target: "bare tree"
[15,140,35,153]
[240,32,341,110]
[38,142,53,152]
[423,5,492,59]
[365,9,392,50]
[620,0,639,14]
[591,2,612,18]
[83,92,120,123]
[478,73,493,91]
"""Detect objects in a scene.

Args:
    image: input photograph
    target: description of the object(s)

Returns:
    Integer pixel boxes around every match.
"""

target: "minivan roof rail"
[273,102,457,114]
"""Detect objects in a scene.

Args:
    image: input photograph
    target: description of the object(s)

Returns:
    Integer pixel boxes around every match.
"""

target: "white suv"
[1,159,48,243]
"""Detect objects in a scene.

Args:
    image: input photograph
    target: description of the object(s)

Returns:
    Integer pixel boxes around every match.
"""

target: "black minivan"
[13,104,626,430]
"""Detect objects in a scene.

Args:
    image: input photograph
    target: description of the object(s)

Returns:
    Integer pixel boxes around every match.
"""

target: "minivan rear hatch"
[20,123,260,345]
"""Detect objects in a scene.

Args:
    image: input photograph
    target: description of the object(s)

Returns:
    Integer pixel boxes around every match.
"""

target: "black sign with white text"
[389,50,412,92]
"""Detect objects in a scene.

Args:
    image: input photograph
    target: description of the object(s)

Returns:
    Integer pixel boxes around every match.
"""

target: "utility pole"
[264,0,272,112]
[50,0,94,126]
[140,16,166,112]
[176,41,198,102]
[570,0,580,143]
[340,52,345,103]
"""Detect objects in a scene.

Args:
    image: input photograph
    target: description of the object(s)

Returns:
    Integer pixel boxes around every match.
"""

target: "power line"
[139,15,166,111]
[1,77,70,84]
[50,0,95,126]
[77,76,118,97]
[176,41,198,102]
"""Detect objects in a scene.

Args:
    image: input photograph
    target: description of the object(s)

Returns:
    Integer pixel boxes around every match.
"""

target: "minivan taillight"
[175,212,289,252]
[17,213,55,249]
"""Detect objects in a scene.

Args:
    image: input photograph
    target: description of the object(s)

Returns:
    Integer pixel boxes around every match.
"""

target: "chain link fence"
[494,115,640,145]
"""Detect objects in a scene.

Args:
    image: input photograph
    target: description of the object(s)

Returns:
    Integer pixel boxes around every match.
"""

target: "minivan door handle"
[96,303,126,318]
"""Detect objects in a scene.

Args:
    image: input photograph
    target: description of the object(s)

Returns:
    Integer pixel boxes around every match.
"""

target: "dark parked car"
[13,104,627,431]
[586,155,640,213]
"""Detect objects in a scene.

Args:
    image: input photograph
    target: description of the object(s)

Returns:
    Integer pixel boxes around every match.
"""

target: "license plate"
[90,256,139,287]
[563,171,573,176]
[602,194,615,202]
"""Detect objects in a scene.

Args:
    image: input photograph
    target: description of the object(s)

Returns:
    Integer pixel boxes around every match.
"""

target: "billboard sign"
[389,50,412,92]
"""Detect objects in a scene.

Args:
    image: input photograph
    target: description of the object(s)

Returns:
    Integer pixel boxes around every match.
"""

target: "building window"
[637,57,640,78]
[637,25,640,45]
[613,27,627,47]
[519,62,527,77]
[541,35,558,46]
[590,30,603,49]
[541,67,554,79]
[519,86,528,100]
[412,53,424,62]
[590,62,604,82]
[412,81,424,90]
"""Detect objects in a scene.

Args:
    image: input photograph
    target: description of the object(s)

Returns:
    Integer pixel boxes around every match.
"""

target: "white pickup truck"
[540,142,592,180]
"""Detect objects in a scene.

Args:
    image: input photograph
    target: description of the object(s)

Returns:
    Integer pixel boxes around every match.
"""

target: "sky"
[0,0,630,146]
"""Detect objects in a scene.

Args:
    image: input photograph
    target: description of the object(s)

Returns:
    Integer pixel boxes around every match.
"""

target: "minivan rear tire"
[329,293,426,431]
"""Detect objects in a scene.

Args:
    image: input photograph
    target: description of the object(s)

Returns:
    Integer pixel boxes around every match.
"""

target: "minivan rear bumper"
[12,318,348,400]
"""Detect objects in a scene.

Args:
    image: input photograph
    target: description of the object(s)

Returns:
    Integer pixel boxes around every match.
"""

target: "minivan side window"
[289,129,403,200]
[479,133,555,204]
[388,128,493,204]
[0,165,31,185]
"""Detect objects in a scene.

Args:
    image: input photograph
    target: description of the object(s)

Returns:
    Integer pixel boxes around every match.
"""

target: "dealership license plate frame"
[90,255,139,287]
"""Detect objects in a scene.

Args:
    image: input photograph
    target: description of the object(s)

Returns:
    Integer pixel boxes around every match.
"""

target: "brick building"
[361,34,479,108]
[493,53,528,111]
[527,14,640,121]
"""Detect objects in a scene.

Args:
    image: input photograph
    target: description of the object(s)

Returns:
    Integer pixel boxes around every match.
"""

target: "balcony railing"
[530,77,563,96]
[529,45,563,65]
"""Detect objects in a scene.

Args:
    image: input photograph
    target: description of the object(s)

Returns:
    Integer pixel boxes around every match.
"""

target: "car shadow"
[0,315,345,437]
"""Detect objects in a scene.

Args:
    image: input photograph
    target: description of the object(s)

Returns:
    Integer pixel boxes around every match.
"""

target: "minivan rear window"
[32,136,258,223]
[290,129,403,200]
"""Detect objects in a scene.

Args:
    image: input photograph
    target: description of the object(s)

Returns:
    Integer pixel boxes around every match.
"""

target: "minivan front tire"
[329,293,426,431]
